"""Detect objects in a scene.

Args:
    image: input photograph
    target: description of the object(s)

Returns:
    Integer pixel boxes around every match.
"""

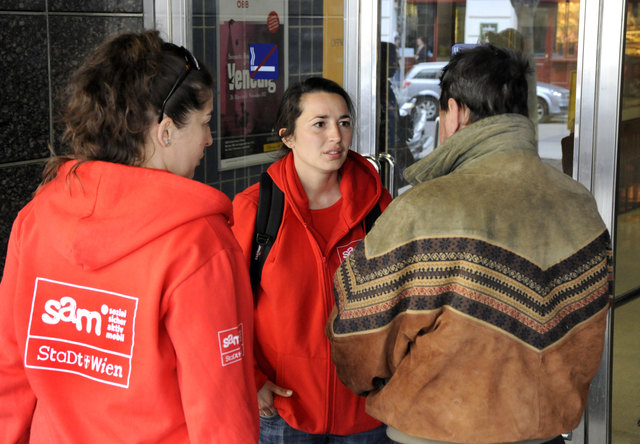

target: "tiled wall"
[0,0,324,270]
[0,1,144,269]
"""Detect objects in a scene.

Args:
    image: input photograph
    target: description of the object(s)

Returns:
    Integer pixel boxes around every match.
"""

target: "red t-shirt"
[310,198,343,251]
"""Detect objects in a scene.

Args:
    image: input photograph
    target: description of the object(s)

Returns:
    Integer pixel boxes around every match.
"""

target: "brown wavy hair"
[43,30,213,184]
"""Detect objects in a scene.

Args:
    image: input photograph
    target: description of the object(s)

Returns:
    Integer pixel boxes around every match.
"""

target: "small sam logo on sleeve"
[218,324,244,366]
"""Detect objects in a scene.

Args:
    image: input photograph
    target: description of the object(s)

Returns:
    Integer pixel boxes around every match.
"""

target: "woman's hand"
[257,380,293,416]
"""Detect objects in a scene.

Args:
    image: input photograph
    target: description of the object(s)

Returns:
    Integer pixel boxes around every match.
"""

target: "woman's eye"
[340,120,352,127]
[313,121,325,128]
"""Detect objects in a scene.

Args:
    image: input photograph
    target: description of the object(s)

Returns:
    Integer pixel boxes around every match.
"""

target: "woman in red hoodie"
[232,77,393,443]
[0,30,258,443]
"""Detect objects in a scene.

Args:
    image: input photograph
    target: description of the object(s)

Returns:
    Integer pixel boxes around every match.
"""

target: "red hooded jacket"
[0,161,258,443]
[232,151,392,435]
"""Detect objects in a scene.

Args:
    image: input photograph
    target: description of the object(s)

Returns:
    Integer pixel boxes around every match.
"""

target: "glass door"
[347,0,625,442]
[611,1,640,443]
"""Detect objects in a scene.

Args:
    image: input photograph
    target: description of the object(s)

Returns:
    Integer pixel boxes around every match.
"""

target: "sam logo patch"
[25,277,138,388]
[218,324,244,366]
[337,239,363,263]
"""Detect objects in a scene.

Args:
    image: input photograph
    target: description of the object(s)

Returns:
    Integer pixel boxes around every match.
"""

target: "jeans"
[259,413,391,444]
[385,432,565,444]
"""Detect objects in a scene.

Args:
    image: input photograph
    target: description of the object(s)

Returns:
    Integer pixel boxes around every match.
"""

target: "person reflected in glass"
[415,37,432,63]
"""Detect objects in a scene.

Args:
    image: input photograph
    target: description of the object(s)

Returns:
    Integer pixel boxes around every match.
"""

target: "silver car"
[535,81,570,120]
[399,62,447,121]
[399,62,570,121]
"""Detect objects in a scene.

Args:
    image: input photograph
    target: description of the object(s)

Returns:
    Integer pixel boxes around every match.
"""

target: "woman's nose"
[328,122,342,141]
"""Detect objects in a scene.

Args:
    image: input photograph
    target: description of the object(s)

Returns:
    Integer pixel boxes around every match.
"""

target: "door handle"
[377,152,396,196]
[364,154,381,172]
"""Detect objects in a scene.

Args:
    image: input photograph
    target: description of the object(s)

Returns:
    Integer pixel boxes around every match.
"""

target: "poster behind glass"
[218,1,287,170]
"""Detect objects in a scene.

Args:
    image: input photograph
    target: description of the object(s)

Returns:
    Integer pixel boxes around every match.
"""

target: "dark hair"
[439,43,530,123]
[43,30,213,183]
[274,77,354,152]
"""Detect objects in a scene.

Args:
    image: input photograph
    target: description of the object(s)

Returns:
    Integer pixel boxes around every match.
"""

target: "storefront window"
[554,1,579,58]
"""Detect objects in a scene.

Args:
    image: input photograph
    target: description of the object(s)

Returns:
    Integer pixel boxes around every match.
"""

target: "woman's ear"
[279,128,294,149]
[154,117,174,149]
[143,117,173,171]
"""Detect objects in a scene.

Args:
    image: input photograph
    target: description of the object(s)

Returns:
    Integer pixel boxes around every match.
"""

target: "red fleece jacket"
[232,151,392,435]
[0,161,258,444]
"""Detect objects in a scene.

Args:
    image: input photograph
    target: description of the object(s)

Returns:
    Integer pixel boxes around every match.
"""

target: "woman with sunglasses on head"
[0,30,258,443]
[232,77,393,443]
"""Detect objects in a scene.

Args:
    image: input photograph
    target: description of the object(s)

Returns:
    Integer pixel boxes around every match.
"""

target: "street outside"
[537,120,571,171]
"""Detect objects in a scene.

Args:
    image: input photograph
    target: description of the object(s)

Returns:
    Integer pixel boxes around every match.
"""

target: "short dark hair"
[274,77,354,149]
[439,43,530,123]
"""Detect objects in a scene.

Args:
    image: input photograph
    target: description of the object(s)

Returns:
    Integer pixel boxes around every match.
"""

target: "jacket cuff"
[254,368,268,392]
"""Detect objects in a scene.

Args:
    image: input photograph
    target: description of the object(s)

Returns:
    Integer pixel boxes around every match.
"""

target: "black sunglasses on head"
[158,46,201,123]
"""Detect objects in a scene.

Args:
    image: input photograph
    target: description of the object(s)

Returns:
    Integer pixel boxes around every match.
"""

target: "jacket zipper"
[321,224,359,434]
[308,215,367,433]
[322,254,336,433]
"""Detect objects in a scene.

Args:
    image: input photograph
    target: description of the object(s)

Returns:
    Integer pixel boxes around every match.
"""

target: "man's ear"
[440,99,458,140]
[456,100,471,129]
[447,98,470,131]
[439,98,471,143]
[441,98,470,136]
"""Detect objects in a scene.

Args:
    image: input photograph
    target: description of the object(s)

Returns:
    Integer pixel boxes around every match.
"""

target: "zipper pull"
[254,233,272,260]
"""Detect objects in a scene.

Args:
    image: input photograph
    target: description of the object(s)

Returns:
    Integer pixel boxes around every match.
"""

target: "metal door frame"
[344,0,379,158]
[575,0,624,442]
[344,0,625,441]
[144,0,191,47]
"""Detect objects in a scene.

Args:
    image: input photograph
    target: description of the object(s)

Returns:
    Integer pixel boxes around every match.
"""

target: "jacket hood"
[404,113,536,185]
[267,150,383,230]
[33,161,232,270]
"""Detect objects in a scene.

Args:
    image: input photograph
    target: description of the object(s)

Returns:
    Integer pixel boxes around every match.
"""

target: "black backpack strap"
[364,202,382,233]
[250,172,284,290]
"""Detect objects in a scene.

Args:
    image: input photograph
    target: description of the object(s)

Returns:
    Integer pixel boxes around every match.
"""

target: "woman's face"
[282,92,353,179]
[163,97,213,179]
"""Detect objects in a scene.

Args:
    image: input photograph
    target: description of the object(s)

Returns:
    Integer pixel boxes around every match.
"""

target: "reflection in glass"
[612,298,640,443]
[611,2,640,443]
[379,0,577,196]
[615,0,640,297]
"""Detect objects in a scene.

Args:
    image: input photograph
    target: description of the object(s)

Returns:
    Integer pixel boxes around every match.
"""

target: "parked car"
[535,81,570,120]
[399,62,570,121]
[399,62,447,121]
